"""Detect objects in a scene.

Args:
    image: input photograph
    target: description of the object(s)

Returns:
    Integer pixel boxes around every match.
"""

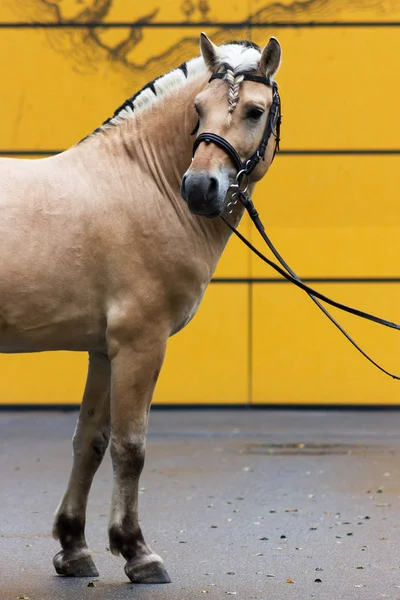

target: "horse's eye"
[247,108,264,121]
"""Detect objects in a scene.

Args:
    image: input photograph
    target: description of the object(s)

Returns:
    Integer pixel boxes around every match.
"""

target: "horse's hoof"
[53,549,99,577]
[124,554,171,584]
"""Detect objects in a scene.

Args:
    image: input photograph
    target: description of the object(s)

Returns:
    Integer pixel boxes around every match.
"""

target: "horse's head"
[181,34,282,218]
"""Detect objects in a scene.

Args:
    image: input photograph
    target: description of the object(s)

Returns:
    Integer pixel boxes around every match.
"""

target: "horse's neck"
[116,76,206,193]
[68,74,245,276]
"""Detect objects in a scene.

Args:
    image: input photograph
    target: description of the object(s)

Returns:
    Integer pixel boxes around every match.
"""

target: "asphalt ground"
[1,409,400,600]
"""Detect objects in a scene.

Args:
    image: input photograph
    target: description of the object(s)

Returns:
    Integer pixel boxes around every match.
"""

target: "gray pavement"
[1,409,400,600]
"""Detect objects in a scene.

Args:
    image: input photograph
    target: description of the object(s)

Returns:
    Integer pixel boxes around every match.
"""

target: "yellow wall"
[1,1,400,405]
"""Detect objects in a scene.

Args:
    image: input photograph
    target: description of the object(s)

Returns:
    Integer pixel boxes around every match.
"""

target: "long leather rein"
[192,72,400,380]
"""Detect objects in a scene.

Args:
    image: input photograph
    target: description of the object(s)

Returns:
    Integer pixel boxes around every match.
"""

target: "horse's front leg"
[52,351,111,577]
[107,332,171,584]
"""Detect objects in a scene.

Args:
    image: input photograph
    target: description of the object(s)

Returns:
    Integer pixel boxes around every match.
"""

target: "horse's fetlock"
[53,512,85,548]
[109,520,145,560]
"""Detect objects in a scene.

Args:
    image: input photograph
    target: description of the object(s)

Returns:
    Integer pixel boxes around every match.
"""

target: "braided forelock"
[224,68,244,126]
[225,68,244,114]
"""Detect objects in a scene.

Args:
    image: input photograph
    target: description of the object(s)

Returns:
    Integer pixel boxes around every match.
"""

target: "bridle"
[190,71,400,380]
[192,72,281,192]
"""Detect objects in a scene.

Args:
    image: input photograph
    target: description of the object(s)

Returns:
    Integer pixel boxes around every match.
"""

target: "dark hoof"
[125,555,171,584]
[53,550,99,577]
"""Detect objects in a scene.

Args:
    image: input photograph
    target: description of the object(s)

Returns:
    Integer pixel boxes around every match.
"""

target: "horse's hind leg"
[52,351,111,577]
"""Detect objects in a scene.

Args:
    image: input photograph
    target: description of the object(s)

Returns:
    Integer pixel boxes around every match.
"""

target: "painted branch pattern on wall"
[8,0,398,82]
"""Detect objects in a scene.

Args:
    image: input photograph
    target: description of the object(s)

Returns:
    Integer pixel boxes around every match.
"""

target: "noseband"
[192,73,281,181]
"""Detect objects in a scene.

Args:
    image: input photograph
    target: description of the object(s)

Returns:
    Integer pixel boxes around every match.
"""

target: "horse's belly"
[0,312,106,353]
[0,276,106,353]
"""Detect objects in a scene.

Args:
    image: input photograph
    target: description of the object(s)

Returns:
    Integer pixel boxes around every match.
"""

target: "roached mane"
[86,40,263,138]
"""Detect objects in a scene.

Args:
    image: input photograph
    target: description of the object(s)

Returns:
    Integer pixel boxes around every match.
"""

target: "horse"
[0,33,282,583]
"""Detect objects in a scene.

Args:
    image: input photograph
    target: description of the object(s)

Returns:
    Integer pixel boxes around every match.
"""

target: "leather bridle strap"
[193,133,243,172]
[192,73,281,177]
[222,192,400,380]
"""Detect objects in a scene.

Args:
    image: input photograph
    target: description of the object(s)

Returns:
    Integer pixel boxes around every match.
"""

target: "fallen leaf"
[286,578,294,584]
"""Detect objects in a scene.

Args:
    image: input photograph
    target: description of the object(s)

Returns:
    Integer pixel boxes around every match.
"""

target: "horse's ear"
[260,37,282,79]
[200,32,219,72]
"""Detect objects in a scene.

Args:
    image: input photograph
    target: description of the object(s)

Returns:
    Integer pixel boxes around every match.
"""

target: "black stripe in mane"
[178,62,188,78]
[228,40,261,51]
[79,40,260,143]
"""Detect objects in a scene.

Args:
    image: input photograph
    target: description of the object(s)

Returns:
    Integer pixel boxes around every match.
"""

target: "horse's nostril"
[181,174,187,194]
[208,177,218,200]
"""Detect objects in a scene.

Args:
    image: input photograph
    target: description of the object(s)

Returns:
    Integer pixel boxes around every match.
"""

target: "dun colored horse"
[0,34,281,583]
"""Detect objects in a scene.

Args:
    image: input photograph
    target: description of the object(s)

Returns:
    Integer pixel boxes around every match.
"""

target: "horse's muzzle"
[180,172,224,218]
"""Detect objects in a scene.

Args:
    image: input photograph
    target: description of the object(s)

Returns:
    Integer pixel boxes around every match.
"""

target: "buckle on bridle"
[226,168,249,213]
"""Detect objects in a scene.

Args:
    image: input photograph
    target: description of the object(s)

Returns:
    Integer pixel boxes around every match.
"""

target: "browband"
[209,73,271,87]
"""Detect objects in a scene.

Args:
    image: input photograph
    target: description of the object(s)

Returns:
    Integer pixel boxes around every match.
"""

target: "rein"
[192,71,400,380]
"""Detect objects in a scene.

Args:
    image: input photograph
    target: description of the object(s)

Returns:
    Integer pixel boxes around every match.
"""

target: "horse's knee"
[110,437,145,478]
